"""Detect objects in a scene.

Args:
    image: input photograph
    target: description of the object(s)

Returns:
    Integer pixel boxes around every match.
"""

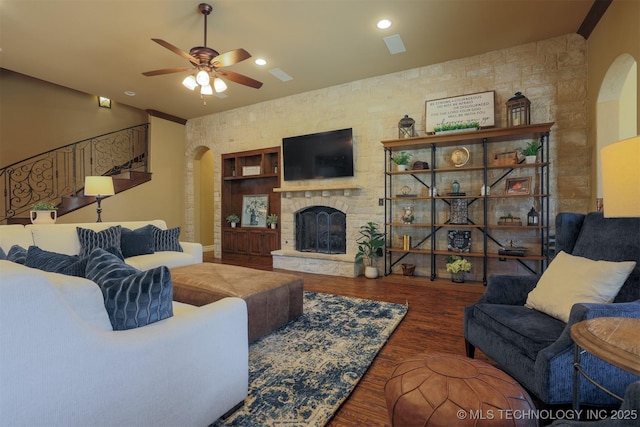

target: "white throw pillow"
[525,251,636,322]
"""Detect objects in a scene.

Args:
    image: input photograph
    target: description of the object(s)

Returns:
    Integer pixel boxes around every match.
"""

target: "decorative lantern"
[398,115,416,139]
[527,207,539,226]
[506,92,530,127]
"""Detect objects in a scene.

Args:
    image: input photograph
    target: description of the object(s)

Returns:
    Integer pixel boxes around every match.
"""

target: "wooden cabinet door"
[235,229,249,254]
[222,229,236,253]
[262,230,279,255]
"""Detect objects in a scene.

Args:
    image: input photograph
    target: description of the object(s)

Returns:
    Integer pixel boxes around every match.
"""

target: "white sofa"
[0,221,249,426]
[0,220,202,270]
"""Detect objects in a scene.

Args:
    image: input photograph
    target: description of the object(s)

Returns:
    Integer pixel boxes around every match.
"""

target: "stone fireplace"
[272,185,361,277]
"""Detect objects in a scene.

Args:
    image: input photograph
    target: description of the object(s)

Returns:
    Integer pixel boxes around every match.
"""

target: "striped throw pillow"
[151,226,183,252]
[85,248,173,330]
[77,226,123,258]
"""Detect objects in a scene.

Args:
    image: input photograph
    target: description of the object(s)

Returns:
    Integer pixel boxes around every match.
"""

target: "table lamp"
[84,176,115,222]
[601,135,640,218]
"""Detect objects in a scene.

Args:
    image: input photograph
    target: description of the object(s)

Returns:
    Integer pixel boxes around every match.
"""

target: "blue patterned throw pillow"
[77,226,123,258]
[151,226,183,252]
[25,246,83,275]
[0,246,6,260]
[120,225,155,258]
[85,248,173,330]
[7,245,27,264]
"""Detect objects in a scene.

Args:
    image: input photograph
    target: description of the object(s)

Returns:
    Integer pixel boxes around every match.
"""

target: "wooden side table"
[570,317,640,410]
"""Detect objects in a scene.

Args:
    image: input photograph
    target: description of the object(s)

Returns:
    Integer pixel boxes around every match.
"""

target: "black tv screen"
[283,128,354,181]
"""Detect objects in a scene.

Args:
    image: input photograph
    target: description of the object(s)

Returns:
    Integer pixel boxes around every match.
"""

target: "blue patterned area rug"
[212,291,408,427]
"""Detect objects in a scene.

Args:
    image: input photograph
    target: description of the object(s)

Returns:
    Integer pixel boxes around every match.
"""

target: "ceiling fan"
[142,3,262,99]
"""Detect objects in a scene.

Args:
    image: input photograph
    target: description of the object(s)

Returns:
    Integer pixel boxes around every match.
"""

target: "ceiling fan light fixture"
[213,77,227,93]
[182,75,198,90]
[200,84,213,95]
[196,70,210,86]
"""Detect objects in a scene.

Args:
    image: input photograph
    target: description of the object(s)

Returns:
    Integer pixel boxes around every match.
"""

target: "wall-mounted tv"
[283,128,354,181]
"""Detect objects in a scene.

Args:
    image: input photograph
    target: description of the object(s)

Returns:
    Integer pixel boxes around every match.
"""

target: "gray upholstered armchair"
[463,212,640,406]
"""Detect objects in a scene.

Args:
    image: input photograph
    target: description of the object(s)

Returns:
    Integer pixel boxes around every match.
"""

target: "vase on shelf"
[451,271,465,283]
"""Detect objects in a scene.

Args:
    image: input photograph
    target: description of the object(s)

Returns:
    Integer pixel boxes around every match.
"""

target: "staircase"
[1,124,150,224]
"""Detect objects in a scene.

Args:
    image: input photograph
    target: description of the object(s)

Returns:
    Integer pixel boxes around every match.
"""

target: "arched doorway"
[193,147,215,249]
[596,54,638,200]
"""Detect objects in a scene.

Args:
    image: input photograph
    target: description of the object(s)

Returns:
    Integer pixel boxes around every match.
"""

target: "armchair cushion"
[471,304,565,360]
[86,248,173,330]
[525,251,635,322]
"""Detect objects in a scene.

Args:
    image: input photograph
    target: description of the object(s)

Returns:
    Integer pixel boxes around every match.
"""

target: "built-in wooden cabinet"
[221,147,281,266]
[381,123,554,283]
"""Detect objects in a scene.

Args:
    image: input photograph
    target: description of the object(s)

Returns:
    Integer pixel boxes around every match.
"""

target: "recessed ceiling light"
[124,90,136,96]
[377,19,392,29]
[255,58,267,66]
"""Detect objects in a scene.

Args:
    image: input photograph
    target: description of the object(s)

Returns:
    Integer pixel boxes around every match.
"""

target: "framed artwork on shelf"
[505,177,532,195]
[242,194,269,227]
[447,230,471,252]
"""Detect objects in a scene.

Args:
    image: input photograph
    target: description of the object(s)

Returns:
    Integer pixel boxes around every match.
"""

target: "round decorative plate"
[451,147,470,168]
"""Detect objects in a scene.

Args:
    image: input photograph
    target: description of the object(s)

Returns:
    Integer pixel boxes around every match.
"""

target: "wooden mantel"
[273,183,362,197]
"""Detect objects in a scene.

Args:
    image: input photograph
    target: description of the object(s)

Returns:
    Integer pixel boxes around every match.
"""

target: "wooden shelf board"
[273,184,362,193]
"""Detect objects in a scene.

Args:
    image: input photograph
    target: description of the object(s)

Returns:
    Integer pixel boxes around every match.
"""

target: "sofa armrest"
[477,274,540,305]
[180,241,203,263]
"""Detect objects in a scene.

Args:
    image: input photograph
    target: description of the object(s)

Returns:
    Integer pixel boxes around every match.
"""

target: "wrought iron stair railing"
[1,124,149,223]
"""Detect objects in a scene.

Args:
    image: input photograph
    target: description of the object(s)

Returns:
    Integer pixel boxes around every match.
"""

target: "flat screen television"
[283,128,354,181]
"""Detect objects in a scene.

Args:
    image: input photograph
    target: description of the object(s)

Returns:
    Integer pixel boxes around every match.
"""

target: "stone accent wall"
[185,34,588,276]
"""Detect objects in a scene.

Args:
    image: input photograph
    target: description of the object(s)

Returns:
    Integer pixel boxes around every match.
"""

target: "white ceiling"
[0,0,595,121]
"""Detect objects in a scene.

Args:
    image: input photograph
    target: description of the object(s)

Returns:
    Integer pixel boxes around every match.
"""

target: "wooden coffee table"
[570,317,640,409]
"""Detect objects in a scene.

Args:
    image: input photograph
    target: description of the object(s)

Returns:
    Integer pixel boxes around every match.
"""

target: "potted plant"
[226,213,240,228]
[392,151,412,171]
[30,200,58,224]
[266,213,278,229]
[521,140,539,164]
[446,255,472,283]
[355,222,385,279]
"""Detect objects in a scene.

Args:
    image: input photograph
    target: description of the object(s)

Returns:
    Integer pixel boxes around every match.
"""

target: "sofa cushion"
[525,251,635,322]
[7,245,27,264]
[120,225,155,258]
[125,251,196,270]
[151,226,183,252]
[85,248,173,330]
[471,303,566,360]
[77,226,123,258]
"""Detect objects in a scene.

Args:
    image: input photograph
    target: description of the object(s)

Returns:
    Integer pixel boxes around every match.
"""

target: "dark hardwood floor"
[205,252,497,426]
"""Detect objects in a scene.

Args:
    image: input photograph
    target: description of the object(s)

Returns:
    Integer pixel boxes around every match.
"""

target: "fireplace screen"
[295,206,346,254]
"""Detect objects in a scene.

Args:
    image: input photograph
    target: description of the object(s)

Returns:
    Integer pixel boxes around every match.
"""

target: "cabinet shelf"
[382,123,553,284]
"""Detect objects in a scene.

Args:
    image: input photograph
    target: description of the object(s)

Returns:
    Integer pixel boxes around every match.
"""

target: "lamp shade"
[84,176,115,196]
[601,136,640,218]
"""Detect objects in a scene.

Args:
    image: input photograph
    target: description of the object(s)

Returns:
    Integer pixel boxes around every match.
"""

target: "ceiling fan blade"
[210,48,251,68]
[218,70,263,89]
[151,38,198,64]
[142,67,193,77]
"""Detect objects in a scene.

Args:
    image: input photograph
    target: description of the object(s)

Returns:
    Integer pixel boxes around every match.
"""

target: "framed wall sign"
[505,177,532,195]
[425,91,495,133]
[242,194,268,227]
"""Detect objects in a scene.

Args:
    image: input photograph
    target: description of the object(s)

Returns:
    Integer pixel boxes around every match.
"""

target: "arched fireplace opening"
[295,206,346,254]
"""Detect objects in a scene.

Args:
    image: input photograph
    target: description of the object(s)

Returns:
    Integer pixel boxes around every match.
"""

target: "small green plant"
[392,151,412,166]
[355,222,385,266]
[445,255,472,273]
[521,140,539,156]
[266,213,278,225]
[31,201,58,210]
[433,121,480,133]
[226,214,240,224]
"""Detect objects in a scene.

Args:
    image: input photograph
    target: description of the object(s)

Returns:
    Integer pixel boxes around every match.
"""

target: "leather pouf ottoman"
[385,353,537,427]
